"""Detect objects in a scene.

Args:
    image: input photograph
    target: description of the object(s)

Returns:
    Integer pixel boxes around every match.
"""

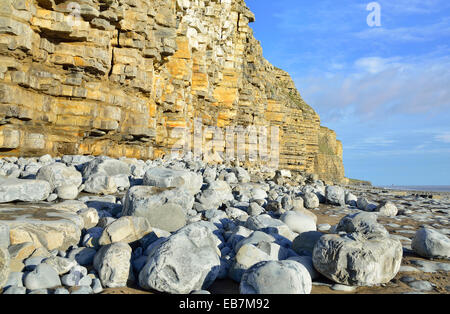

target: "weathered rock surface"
[138,223,220,294]
[240,260,312,294]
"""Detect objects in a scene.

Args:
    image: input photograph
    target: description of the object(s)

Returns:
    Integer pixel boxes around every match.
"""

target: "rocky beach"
[0,154,449,295]
[0,0,449,297]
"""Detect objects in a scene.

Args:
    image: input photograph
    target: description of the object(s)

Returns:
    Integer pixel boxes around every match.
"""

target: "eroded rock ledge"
[0,0,344,183]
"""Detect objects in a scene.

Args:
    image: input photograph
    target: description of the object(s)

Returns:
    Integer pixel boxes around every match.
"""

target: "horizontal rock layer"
[0,0,344,182]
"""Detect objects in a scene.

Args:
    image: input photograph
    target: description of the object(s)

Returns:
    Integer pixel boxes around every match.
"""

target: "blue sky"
[246,0,450,186]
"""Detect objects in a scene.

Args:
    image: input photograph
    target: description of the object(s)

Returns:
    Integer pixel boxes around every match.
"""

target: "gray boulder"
[302,192,320,209]
[325,186,346,206]
[248,202,264,216]
[82,156,130,179]
[412,228,450,260]
[312,233,402,286]
[61,265,92,287]
[24,263,61,290]
[36,163,82,191]
[143,167,203,196]
[138,223,220,294]
[376,201,398,217]
[0,176,51,203]
[240,260,312,294]
[94,242,132,288]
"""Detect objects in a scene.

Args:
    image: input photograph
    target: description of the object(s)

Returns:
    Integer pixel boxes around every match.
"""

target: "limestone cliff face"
[0,0,345,182]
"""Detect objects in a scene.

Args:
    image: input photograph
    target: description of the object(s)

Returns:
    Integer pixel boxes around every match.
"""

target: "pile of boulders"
[0,154,449,294]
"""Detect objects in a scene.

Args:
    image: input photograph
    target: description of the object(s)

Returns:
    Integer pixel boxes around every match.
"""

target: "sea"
[377,185,450,193]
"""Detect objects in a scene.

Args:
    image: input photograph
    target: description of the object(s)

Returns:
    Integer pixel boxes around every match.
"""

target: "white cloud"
[296,55,450,122]
[354,57,400,74]
[435,132,450,143]
[354,18,450,42]
[379,0,449,15]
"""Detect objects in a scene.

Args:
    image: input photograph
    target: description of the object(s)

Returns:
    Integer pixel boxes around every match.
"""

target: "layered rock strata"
[0,0,344,182]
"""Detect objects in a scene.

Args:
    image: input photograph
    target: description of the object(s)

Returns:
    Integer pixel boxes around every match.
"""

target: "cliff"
[0,0,345,183]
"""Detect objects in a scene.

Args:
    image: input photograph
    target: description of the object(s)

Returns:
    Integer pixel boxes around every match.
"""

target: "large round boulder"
[312,233,402,286]
[412,228,450,260]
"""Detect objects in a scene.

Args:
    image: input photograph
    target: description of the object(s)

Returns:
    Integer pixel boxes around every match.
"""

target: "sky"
[245,0,450,186]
